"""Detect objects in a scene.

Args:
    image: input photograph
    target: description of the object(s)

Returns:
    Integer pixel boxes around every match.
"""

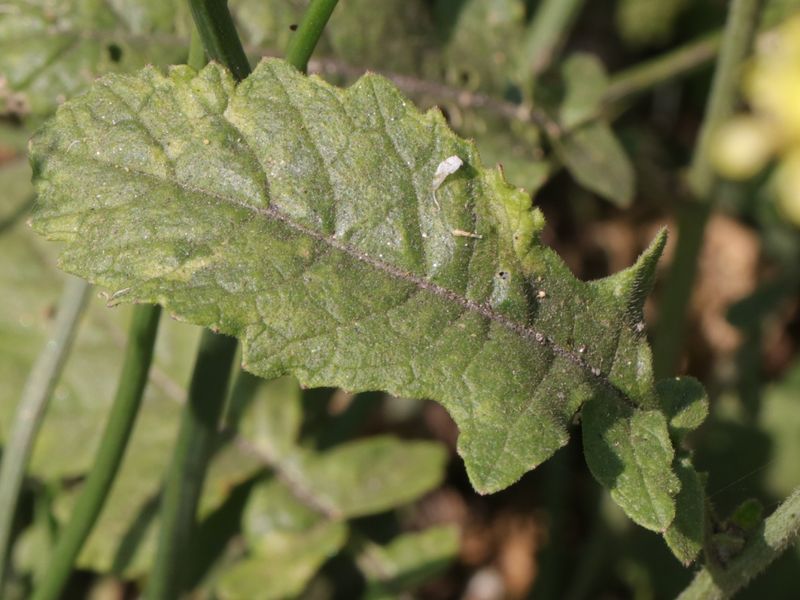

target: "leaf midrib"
[53,140,640,409]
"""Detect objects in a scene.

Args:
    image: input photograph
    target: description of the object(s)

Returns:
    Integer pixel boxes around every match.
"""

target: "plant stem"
[0,277,91,590]
[188,0,250,80]
[516,0,585,90]
[603,32,721,106]
[145,7,244,598]
[31,305,162,600]
[146,330,238,600]
[652,0,764,378]
[187,26,206,71]
[146,1,339,596]
[530,448,571,600]
[285,0,340,72]
[678,486,800,599]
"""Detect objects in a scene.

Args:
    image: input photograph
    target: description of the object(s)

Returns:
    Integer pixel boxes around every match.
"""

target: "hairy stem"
[31,305,162,600]
[678,486,800,599]
[285,0,340,73]
[0,277,91,590]
[652,0,764,378]
[146,330,238,600]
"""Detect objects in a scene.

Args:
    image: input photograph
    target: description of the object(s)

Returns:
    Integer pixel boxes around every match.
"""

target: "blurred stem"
[187,26,206,71]
[529,448,570,600]
[678,486,800,599]
[652,0,764,378]
[0,277,91,590]
[562,497,614,600]
[146,330,238,600]
[603,32,721,106]
[188,0,250,80]
[285,0,340,73]
[516,0,585,91]
[32,305,162,600]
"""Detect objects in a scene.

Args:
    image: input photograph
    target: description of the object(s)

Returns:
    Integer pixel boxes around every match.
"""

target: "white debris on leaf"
[432,155,464,190]
[431,155,464,208]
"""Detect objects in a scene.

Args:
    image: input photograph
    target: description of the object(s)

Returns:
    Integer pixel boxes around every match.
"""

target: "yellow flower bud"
[711,116,776,180]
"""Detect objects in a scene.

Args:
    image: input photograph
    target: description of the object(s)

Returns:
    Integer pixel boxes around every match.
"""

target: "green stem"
[653,202,711,378]
[146,330,238,600]
[188,0,250,80]
[146,2,338,596]
[31,305,162,600]
[187,26,206,71]
[652,0,764,378]
[678,486,800,599]
[285,0,340,72]
[516,0,585,90]
[530,448,571,600]
[145,8,245,598]
[686,0,764,198]
[0,277,91,590]
[603,32,721,106]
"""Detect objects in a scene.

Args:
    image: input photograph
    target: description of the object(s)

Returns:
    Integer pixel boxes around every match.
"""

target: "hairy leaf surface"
[31,59,676,527]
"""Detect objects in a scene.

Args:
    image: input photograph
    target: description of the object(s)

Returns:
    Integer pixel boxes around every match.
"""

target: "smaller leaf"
[559,54,609,129]
[554,122,635,208]
[287,435,448,518]
[656,376,709,441]
[227,373,302,461]
[217,518,347,600]
[551,54,634,207]
[582,391,679,532]
[358,526,460,600]
[729,498,764,531]
[663,457,706,565]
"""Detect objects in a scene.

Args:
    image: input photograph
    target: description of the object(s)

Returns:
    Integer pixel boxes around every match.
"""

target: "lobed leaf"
[31,58,676,527]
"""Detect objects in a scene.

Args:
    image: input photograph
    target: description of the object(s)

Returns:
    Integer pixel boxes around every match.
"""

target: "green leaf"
[729,498,763,531]
[553,122,635,208]
[220,497,347,600]
[30,59,677,524]
[227,435,448,600]
[227,373,303,461]
[559,54,608,130]
[582,393,680,531]
[357,526,460,600]
[436,0,527,93]
[656,376,709,441]
[663,457,705,565]
[552,54,635,208]
[283,436,447,519]
[0,0,188,118]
